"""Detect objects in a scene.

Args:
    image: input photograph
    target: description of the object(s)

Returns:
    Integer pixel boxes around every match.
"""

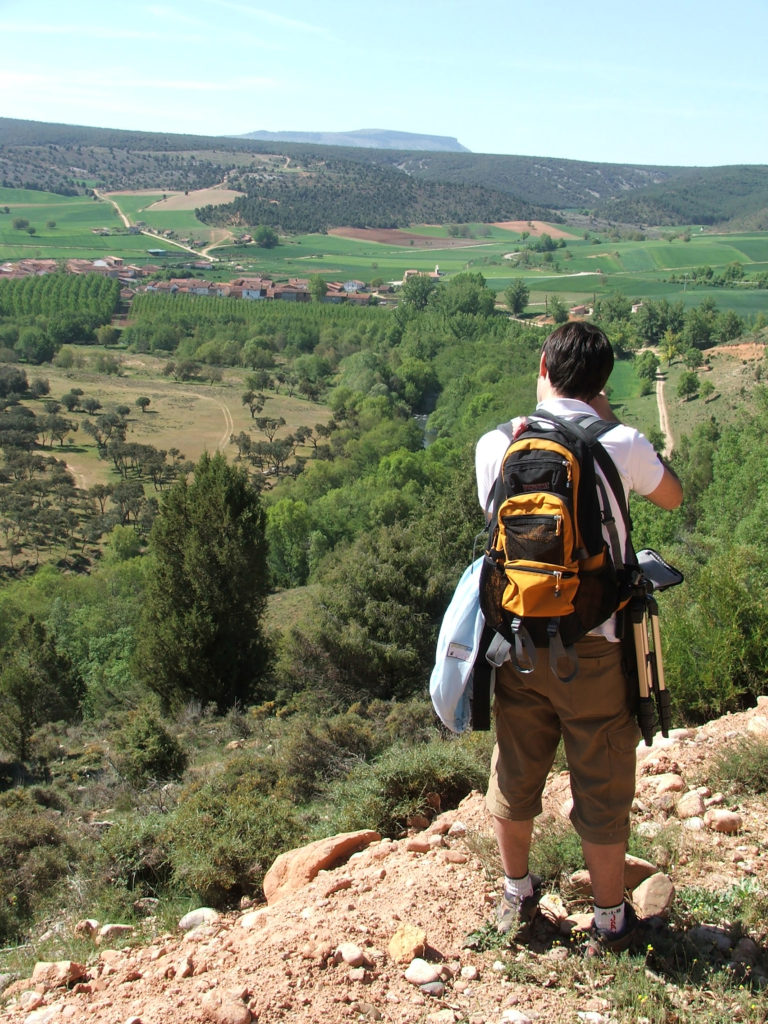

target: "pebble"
[420,981,446,997]
[405,959,441,986]
[178,908,220,931]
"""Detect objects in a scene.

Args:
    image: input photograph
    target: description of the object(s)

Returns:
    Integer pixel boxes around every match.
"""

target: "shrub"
[98,813,172,897]
[322,735,489,837]
[0,789,74,943]
[707,736,768,796]
[111,706,188,787]
[165,752,300,906]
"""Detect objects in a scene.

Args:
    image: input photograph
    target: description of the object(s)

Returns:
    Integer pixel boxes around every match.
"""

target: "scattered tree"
[133,452,270,711]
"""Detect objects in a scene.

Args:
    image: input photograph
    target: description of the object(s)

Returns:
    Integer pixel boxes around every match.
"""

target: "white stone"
[683,817,705,831]
[502,1010,534,1023]
[404,958,441,986]
[239,909,269,931]
[178,907,220,931]
[98,923,134,943]
[460,964,479,980]
[336,942,369,968]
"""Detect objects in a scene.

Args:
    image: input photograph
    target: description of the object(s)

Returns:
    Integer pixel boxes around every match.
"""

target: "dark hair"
[542,321,614,400]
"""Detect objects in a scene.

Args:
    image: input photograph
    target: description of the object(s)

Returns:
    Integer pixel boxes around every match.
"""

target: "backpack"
[479,412,634,682]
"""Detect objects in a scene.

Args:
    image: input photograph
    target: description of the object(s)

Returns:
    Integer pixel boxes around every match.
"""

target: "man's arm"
[589,391,683,510]
[646,459,683,510]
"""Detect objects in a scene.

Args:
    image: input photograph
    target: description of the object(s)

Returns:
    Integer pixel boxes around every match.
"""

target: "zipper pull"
[555,515,563,536]
[553,570,562,597]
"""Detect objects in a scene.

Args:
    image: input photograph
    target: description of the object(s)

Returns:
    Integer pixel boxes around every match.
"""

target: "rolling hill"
[1,117,767,228]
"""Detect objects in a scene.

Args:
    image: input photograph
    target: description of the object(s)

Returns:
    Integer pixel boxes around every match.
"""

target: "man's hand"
[588,391,619,423]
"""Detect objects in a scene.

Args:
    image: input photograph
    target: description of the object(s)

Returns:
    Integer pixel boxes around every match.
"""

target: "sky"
[1,0,766,167]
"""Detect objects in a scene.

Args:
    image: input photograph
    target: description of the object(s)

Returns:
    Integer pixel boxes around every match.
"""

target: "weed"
[707,735,768,796]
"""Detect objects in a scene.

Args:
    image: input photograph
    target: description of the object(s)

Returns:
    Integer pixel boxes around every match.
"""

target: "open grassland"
[18,352,327,492]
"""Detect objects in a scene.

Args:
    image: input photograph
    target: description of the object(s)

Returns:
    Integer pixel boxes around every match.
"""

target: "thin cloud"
[0,70,276,95]
[205,1,337,40]
[1,22,195,42]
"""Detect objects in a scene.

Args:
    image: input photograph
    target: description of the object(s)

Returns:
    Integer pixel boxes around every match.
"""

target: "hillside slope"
[3,701,768,1024]
[2,118,768,227]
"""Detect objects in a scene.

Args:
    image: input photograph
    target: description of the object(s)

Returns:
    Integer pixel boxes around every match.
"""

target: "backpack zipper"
[507,564,575,598]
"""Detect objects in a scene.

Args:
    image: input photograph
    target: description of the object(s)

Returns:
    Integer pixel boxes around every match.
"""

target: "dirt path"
[195,393,235,451]
[96,191,216,262]
[94,190,130,228]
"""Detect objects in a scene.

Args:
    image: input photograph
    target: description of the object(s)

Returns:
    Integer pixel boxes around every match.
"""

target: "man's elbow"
[647,472,683,511]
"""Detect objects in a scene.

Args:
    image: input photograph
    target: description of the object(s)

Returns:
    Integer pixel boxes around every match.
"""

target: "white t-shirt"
[475,397,665,641]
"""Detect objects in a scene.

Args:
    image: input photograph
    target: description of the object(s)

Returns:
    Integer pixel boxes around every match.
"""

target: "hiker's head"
[540,322,614,401]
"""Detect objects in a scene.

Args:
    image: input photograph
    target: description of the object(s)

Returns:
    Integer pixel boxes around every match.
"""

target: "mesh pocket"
[502,513,565,564]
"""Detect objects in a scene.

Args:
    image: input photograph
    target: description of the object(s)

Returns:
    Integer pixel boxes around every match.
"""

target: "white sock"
[504,873,534,902]
[594,902,626,934]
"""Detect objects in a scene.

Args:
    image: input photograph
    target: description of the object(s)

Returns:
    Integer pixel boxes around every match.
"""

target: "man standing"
[475,322,683,953]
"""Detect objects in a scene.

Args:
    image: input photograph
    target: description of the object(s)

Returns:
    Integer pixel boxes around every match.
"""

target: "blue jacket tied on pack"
[429,557,486,733]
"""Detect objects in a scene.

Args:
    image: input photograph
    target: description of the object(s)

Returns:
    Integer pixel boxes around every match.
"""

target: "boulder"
[263,830,380,904]
[632,872,675,918]
[31,960,87,991]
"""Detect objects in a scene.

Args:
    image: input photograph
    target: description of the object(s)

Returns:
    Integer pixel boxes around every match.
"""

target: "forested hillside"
[2,117,768,228]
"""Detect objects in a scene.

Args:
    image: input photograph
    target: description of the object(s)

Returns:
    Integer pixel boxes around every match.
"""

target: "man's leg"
[581,838,626,909]
[492,815,534,878]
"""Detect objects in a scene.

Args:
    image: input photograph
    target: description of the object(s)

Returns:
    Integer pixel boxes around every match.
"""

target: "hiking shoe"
[496,874,542,936]
[584,902,639,957]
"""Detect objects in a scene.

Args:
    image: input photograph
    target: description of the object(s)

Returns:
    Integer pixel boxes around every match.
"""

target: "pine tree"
[134,451,270,711]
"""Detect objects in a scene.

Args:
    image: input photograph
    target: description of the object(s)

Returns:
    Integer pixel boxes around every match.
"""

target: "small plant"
[529,817,584,884]
[707,735,768,796]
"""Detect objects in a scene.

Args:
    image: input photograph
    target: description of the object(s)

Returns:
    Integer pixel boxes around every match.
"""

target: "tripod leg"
[648,600,671,737]
[632,600,656,745]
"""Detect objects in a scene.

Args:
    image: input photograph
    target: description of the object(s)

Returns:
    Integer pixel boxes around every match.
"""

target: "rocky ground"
[3,700,768,1024]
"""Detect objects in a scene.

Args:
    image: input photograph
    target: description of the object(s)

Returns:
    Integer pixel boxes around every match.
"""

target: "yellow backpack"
[479,412,634,681]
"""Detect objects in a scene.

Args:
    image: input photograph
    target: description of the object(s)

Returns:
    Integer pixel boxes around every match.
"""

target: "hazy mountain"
[238,128,470,152]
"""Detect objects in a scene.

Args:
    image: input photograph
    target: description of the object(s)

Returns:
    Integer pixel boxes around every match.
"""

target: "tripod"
[629,580,671,746]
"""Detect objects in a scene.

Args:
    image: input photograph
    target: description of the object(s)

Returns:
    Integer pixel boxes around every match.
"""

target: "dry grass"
[24,353,328,491]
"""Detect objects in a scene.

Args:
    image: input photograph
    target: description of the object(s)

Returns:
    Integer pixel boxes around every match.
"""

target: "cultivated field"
[1,187,768,316]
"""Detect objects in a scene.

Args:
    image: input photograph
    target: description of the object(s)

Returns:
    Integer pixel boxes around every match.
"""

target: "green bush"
[322,735,489,837]
[0,789,74,943]
[111,706,188,787]
[165,752,300,906]
[98,813,172,897]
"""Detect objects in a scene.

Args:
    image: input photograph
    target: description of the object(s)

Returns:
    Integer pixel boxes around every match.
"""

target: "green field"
[0,187,192,262]
[1,188,768,318]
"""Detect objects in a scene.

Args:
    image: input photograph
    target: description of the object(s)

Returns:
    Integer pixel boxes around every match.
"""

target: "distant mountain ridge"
[239,128,469,152]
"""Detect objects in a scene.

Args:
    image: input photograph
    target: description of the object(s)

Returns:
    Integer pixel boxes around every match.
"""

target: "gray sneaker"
[496,875,542,935]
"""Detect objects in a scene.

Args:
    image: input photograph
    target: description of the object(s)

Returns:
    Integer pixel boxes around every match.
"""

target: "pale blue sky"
[1,0,766,167]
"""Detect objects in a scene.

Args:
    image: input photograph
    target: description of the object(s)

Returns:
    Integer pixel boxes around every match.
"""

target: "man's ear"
[539,351,548,377]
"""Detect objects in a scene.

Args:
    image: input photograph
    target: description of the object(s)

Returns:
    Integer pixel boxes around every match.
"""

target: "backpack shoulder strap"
[532,411,631,534]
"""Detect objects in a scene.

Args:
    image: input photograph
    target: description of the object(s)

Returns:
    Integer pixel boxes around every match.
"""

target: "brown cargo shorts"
[486,633,640,845]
